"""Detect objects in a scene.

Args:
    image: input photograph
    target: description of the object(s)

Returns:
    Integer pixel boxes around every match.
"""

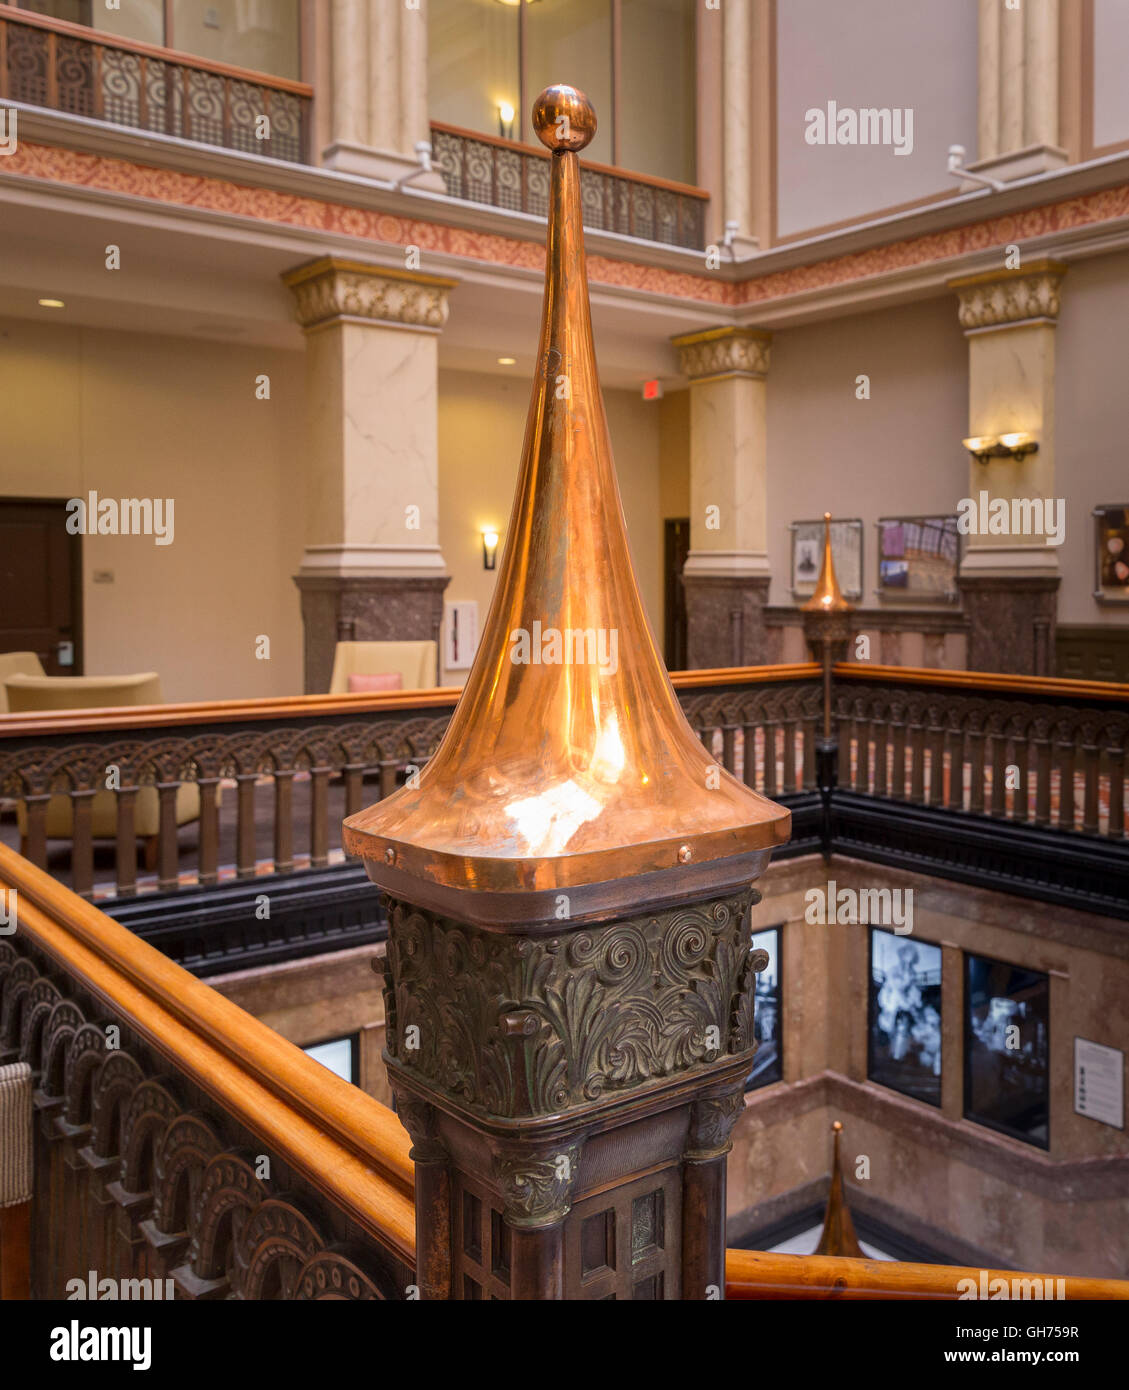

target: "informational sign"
[444,600,479,672]
[1074,1037,1124,1130]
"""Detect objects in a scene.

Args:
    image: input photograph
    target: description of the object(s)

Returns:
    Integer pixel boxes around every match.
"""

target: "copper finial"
[814,1120,864,1257]
[803,512,851,614]
[343,85,790,923]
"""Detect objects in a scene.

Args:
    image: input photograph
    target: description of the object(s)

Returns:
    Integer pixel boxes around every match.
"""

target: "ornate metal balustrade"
[0,10,310,163]
[430,122,708,250]
[1,664,1126,972]
[834,668,1129,836]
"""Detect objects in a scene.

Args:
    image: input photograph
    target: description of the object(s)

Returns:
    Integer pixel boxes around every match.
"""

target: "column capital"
[672,325,772,381]
[282,257,458,332]
[948,259,1068,332]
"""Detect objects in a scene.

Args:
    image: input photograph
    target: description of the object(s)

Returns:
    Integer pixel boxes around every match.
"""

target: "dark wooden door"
[664,517,689,671]
[0,498,82,675]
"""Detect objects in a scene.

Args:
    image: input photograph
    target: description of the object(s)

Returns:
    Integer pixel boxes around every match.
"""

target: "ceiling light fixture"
[38,298,65,309]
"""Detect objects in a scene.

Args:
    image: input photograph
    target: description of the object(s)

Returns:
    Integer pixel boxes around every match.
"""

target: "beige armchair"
[6,673,210,867]
[328,640,439,693]
[0,652,46,713]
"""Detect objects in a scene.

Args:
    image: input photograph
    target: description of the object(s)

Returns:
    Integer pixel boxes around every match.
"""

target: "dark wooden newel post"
[345,85,790,1301]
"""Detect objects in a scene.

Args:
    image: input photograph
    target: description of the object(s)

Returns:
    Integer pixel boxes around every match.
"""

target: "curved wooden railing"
[5,842,1128,1301]
[723,1249,1129,1301]
[0,843,414,1299]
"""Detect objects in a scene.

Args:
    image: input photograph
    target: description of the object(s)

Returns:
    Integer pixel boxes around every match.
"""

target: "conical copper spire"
[344,86,789,922]
[802,512,851,614]
[814,1121,864,1257]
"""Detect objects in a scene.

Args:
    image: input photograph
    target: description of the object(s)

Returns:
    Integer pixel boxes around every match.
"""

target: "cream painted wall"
[765,296,969,608]
[436,367,666,686]
[1055,251,1129,627]
[0,317,305,702]
[775,0,978,238]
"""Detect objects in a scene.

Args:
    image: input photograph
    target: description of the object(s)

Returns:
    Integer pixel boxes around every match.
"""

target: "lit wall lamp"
[962,432,1039,464]
[481,528,500,571]
[497,102,515,140]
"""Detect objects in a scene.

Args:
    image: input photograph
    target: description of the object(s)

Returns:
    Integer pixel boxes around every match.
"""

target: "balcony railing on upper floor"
[0,8,310,164]
[430,121,709,251]
[0,662,1126,973]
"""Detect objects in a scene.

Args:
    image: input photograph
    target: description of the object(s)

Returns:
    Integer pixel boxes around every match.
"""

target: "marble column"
[282,257,456,692]
[671,326,773,669]
[949,259,1066,675]
[968,0,1066,185]
[321,0,444,187]
[719,0,771,257]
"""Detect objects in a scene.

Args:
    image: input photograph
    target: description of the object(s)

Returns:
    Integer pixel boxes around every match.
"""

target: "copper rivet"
[678,844,692,864]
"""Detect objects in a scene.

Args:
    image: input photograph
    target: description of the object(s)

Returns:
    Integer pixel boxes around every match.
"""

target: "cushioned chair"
[5,673,209,867]
[0,652,46,714]
[328,640,439,693]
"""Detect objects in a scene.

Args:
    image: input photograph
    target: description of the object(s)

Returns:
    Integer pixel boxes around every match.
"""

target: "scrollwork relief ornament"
[494,1142,582,1229]
[382,891,760,1120]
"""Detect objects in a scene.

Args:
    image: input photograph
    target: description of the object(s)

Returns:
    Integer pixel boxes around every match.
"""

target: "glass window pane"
[19,0,164,44]
[304,1036,356,1084]
[430,0,521,140]
[171,0,300,80]
[619,0,695,183]
[524,0,612,165]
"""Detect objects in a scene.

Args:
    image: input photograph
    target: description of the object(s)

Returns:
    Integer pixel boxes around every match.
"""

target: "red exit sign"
[642,379,663,401]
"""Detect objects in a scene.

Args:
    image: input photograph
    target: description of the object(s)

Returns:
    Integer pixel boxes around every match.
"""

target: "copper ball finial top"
[824,511,832,522]
[532,84,596,152]
[832,1120,843,1133]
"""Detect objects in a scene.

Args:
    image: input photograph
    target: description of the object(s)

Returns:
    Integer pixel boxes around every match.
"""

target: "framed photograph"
[790,517,863,600]
[745,926,783,1091]
[867,929,942,1106]
[876,516,960,602]
[1093,505,1129,604]
[964,955,1049,1149]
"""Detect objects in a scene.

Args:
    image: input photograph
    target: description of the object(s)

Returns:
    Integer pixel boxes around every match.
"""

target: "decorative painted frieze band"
[672,325,772,381]
[381,891,764,1121]
[282,256,457,330]
[949,259,1068,331]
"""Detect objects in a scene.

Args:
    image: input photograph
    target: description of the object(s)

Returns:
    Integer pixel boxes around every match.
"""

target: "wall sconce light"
[497,102,515,140]
[962,432,1039,463]
[481,528,500,571]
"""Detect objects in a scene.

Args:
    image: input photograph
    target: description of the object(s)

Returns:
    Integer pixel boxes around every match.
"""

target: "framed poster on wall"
[867,928,942,1106]
[876,516,960,602]
[790,517,863,600]
[964,955,1049,1149]
[1093,504,1129,604]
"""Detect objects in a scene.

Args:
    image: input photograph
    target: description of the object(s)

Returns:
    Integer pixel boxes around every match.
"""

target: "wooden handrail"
[0,6,313,95]
[429,119,710,200]
[0,664,821,737]
[0,844,415,1257]
[834,662,1129,702]
[724,1248,1129,1300]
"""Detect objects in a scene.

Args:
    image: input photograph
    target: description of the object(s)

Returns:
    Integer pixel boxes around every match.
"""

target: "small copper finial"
[814,1119,864,1257]
[802,511,851,614]
[343,85,789,922]
[532,84,597,152]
